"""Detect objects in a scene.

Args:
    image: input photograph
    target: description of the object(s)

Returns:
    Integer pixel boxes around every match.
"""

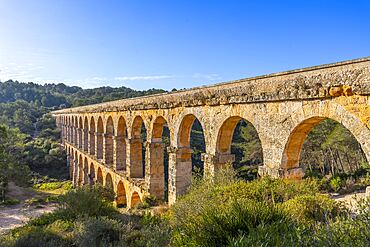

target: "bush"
[1,225,72,247]
[172,198,293,247]
[74,217,129,246]
[330,176,344,192]
[33,181,72,191]
[2,172,370,247]
[281,194,345,222]
[57,185,118,219]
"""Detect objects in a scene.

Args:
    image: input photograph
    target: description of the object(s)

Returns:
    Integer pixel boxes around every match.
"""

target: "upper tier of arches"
[57,97,369,177]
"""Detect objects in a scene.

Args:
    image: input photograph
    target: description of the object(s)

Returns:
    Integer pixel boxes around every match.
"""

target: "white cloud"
[0,62,46,82]
[114,75,174,81]
[91,77,107,81]
[192,73,221,81]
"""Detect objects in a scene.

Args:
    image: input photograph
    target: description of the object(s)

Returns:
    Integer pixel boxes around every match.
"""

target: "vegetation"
[169,169,370,246]
[0,185,170,247]
[301,119,367,177]
[1,171,369,246]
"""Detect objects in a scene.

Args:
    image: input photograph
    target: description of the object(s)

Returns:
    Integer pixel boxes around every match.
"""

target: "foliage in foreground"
[1,172,370,247]
[0,185,170,247]
[168,169,370,247]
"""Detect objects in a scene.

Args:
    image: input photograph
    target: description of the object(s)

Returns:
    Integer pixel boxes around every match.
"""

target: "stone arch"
[129,116,146,178]
[130,191,141,208]
[281,101,370,178]
[177,114,206,164]
[78,154,83,185]
[105,116,114,165]
[178,114,198,148]
[89,117,96,155]
[282,116,369,176]
[78,116,83,148]
[83,117,89,151]
[96,167,103,184]
[115,116,127,171]
[215,116,263,179]
[105,173,114,192]
[89,162,95,185]
[67,116,71,142]
[68,147,73,178]
[116,180,127,207]
[74,116,78,145]
[83,157,89,185]
[173,114,206,197]
[73,150,78,184]
[96,116,104,159]
[147,116,169,200]
[71,117,75,144]
[217,116,243,154]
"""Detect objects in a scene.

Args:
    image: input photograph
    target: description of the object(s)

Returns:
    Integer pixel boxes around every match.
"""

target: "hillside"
[0,80,166,185]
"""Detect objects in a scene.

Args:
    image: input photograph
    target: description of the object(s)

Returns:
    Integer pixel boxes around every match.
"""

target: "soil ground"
[0,182,60,235]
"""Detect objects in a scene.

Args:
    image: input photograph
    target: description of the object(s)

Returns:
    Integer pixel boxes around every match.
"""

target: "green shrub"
[45,195,60,203]
[28,211,67,226]
[33,181,72,191]
[142,195,159,208]
[0,198,20,205]
[25,197,47,206]
[57,185,118,219]
[172,198,292,247]
[330,176,344,192]
[74,217,128,247]
[281,194,345,222]
[3,225,72,247]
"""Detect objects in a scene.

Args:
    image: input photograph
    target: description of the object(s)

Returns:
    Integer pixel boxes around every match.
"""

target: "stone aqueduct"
[53,57,370,208]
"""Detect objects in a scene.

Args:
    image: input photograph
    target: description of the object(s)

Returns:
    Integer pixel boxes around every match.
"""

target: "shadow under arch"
[89,163,95,185]
[78,116,83,148]
[116,180,127,207]
[174,114,206,196]
[105,173,114,192]
[150,116,170,201]
[130,191,141,208]
[78,154,83,185]
[96,167,103,184]
[89,117,96,155]
[83,157,89,185]
[83,117,89,151]
[116,116,127,171]
[130,116,147,178]
[96,117,104,159]
[105,116,114,165]
[74,116,78,145]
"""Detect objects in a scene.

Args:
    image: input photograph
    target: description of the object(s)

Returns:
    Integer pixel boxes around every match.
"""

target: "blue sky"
[0,0,369,90]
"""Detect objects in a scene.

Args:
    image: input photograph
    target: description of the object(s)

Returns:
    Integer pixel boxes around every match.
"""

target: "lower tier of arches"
[66,142,145,209]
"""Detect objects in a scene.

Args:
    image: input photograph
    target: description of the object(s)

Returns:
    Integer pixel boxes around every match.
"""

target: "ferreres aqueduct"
[53,57,370,208]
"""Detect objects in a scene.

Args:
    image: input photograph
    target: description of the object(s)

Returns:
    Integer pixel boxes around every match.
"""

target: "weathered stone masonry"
[53,57,370,207]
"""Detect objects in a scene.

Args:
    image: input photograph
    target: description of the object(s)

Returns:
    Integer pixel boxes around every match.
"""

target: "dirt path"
[0,203,57,235]
[332,191,367,211]
[0,182,62,235]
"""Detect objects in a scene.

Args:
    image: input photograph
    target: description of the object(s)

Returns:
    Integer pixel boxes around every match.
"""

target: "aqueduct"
[52,57,370,208]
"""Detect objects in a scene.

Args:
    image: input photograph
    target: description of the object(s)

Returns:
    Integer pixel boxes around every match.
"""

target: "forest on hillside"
[0,79,369,203]
[0,80,165,201]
